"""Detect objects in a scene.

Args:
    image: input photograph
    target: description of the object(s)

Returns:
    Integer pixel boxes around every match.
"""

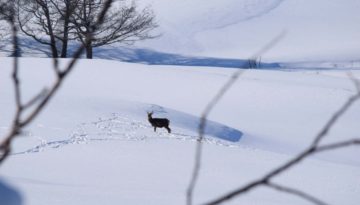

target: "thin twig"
[53,57,60,75]
[266,182,329,205]
[186,70,245,205]
[311,93,360,147]
[0,0,115,165]
[0,5,21,162]
[203,79,360,205]
[186,32,285,205]
[348,72,360,93]
[315,139,360,153]
[22,88,49,110]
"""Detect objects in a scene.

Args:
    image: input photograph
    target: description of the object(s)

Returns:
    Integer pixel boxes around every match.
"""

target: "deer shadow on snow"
[146,105,243,143]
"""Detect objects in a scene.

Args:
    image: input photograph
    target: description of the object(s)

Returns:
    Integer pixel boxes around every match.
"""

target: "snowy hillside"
[129,0,360,61]
[139,0,360,61]
[1,0,359,65]
[0,57,360,205]
[1,0,360,204]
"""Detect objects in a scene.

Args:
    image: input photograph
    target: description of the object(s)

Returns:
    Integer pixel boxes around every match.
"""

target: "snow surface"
[1,0,360,204]
[138,0,360,61]
[1,0,360,65]
[1,57,360,205]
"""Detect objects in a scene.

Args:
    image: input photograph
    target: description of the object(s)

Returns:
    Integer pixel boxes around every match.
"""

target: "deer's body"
[147,112,171,133]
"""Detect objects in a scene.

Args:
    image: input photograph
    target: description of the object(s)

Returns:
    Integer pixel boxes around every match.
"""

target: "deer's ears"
[147,111,153,115]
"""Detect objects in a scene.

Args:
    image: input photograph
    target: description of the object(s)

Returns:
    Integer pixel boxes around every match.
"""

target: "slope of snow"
[1,0,359,64]
[1,1,359,204]
[138,0,360,61]
[0,57,360,205]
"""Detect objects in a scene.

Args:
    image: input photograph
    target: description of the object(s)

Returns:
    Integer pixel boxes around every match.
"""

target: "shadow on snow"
[0,37,280,69]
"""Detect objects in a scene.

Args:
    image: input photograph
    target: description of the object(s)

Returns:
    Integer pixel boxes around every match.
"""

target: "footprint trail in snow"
[15,113,243,155]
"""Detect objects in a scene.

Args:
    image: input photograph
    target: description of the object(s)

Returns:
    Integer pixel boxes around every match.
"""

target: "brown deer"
[147,111,171,133]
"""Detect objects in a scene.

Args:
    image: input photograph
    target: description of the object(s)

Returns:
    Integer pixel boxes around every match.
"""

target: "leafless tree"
[0,18,9,50]
[49,0,80,57]
[17,0,59,57]
[0,1,13,20]
[0,21,9,40]
[15,0,156,59]
[70,0,157,58]
[16,0,79,58]
[0,1,20,56]
[0,0,115,164]
[0,2,12,39]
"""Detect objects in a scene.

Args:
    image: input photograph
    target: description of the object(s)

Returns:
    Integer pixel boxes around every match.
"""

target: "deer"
[147,111,171,133]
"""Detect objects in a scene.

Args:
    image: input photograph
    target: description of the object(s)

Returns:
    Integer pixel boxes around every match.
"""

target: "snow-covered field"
[0,57,360,205]
[1,0,360,204]
[138,0,360,62]
[2,0,360,66]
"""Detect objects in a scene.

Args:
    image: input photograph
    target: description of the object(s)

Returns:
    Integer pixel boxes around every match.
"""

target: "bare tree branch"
[348,72,360,93]
[70,0,157,58]
[0,1,21,162]
[186,69,246,205]
[22,88,49,110]
[315,138,360,153]
[265,182,329,205]
[186,32,286,205]
[0,0,115,165]
[311,92,360,147]
[202,78,360,205]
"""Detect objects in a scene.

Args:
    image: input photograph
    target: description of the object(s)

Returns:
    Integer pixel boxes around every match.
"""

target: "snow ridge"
[14,109,243,155]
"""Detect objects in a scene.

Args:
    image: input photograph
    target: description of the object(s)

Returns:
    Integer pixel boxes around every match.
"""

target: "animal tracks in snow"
[14,113,242,155]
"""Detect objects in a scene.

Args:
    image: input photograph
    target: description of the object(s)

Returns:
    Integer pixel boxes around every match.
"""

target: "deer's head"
[147,111,153,119]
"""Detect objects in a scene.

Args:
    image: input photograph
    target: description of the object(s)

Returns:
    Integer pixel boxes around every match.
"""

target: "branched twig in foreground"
[265,182,328,205]
[186,67,245,205]
[186,32,286,205]
[203,79,360,205]
[0,0,115,165]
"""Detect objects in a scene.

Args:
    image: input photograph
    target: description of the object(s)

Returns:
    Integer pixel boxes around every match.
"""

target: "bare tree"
[49,0,80,57]
[0,1,20,56]
[0,12,9,50]
[0,1,13,20]
[17,0,61,57]
[50,0,80,58]
[15,0,156,59]
[16,0,80,58]
[70,0,157,59]
[0,2,12,36]
[0,20,10,41]
[0,0,115,164]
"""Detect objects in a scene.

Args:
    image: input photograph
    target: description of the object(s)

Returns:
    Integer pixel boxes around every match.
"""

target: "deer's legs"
[165,126,171,133]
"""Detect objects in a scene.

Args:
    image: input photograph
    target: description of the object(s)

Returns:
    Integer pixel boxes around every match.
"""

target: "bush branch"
[203,78,360,205]
[186,32,285,205]
[0,0,115,165]
[266,182,329,205]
